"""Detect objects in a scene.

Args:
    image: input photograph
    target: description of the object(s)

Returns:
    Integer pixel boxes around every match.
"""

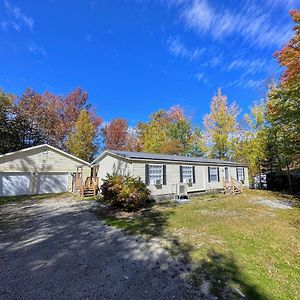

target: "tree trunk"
[258,160,262,189]
[286,164,292,194]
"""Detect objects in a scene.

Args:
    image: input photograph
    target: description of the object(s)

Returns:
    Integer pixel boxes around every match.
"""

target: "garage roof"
[0,144,90,165]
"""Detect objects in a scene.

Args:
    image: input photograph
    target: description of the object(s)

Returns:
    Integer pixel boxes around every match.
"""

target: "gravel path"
[253,198,293,209]
[0,197,199,299]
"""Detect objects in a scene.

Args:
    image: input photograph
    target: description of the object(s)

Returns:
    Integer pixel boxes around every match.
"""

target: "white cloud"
[195,72,209,86]
[226,78,266,90]
[167,36,205,61]
[182,0,214,33]
[202,53,223,68]
[1,19,20,31]
[265,0,298,10]
[3,0,34,31]
[173,0,293,48]
[28,43,47,57]
[195,72,204,81]
[225,58,272,75]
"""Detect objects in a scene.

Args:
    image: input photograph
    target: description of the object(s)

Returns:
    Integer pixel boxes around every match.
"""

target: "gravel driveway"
[0,197,197,299]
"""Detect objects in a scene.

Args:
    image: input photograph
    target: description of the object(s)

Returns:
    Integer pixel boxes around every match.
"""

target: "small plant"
[101,174,150,211]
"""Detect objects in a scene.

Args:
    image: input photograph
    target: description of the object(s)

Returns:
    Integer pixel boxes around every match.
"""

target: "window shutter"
[217,167,220,182]
[192,166,196,183]
[145,164,149,185]
[242,167,245,179]
[163,165,167,185]
[179,166,183,183]
[208,167,211,182]
[236,167,239,180]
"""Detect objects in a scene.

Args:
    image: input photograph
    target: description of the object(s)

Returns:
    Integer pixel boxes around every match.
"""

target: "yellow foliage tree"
[66,110,99,161]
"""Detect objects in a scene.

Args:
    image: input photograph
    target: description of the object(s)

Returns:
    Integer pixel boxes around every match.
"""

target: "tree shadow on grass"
[95,202,194,265]
[95,202,269,298]
[98,196,276,299]
[1,195,270,299]
[190,249,268,299]
[96,205,172,238]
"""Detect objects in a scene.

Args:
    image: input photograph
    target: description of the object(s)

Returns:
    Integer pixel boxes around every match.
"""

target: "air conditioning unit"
[155,179,162,185]
[183,178,193,185]
[173,183,189,202]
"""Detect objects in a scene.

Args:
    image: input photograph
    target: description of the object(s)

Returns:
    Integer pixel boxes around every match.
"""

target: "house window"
[149,165,163,185]
[237,167,244,181]
[182,166,193,182]
[208,167,219,182]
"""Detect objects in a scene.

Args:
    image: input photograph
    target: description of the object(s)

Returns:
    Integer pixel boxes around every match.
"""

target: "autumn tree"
[271,9,300,157]
[0,86,102,156]
[189,127,208,157]
[66,110,100,161]
[167,106,193,155]
[15,89,46,148]
[232,100,269,183]
[42,87,91,150]
[266,10,300,191]
[137,106,202,155]
[17,87,98,148]
[0,89,19,154]
[137,110,170,153]
[125,129,143,152]
[267,85,299,192]
[102,118,129,150]
[274,10,300,87]
[204,88,238,160]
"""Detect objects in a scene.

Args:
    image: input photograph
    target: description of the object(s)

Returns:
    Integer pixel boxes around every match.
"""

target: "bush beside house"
[101,174,150,211]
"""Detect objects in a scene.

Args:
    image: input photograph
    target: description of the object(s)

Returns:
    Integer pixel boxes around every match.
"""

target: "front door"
[225,167,229,181]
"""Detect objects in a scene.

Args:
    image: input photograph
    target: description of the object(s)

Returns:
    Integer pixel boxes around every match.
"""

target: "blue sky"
[0,0,297,127]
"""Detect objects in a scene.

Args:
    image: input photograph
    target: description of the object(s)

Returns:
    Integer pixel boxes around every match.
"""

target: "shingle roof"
[108,150,246,166]
[0,144,90,165]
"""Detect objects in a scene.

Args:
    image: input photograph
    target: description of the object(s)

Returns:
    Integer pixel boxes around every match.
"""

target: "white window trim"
[209,167,218,182]
[182,166,193,183]
[237,167,244,181]
[149,164,163,185]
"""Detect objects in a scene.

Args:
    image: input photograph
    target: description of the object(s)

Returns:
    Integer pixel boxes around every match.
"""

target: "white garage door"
[37,173,69,194]
[0,173,30,196]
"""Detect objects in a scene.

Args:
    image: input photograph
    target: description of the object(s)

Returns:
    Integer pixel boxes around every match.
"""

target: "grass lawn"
[96,189,300,299]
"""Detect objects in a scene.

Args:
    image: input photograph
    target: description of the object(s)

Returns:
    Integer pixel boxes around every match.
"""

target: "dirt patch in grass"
[253,198,294,209]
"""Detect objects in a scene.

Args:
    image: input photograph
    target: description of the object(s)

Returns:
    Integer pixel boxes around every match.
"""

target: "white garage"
[0,173,30,196]
[36,173,69,194]
[0,144,91,197]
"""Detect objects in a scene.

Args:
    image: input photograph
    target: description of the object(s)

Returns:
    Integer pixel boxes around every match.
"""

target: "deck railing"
[84,176,99,196]
[74,175,84,195]
[222,176,243,194]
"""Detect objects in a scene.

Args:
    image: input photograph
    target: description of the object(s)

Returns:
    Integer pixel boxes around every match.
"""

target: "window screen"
[182,166,193,181]
[149,165,163,184]
[209,167,218,182]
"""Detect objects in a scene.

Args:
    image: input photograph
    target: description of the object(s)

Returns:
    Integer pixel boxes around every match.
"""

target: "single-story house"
[92,150,249,200]
[0,144,90,196]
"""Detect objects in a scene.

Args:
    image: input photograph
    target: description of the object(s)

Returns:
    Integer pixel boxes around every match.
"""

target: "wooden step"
[83,187,96,197]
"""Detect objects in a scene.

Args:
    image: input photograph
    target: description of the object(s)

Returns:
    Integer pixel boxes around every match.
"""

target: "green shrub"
[100,174,150,211]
